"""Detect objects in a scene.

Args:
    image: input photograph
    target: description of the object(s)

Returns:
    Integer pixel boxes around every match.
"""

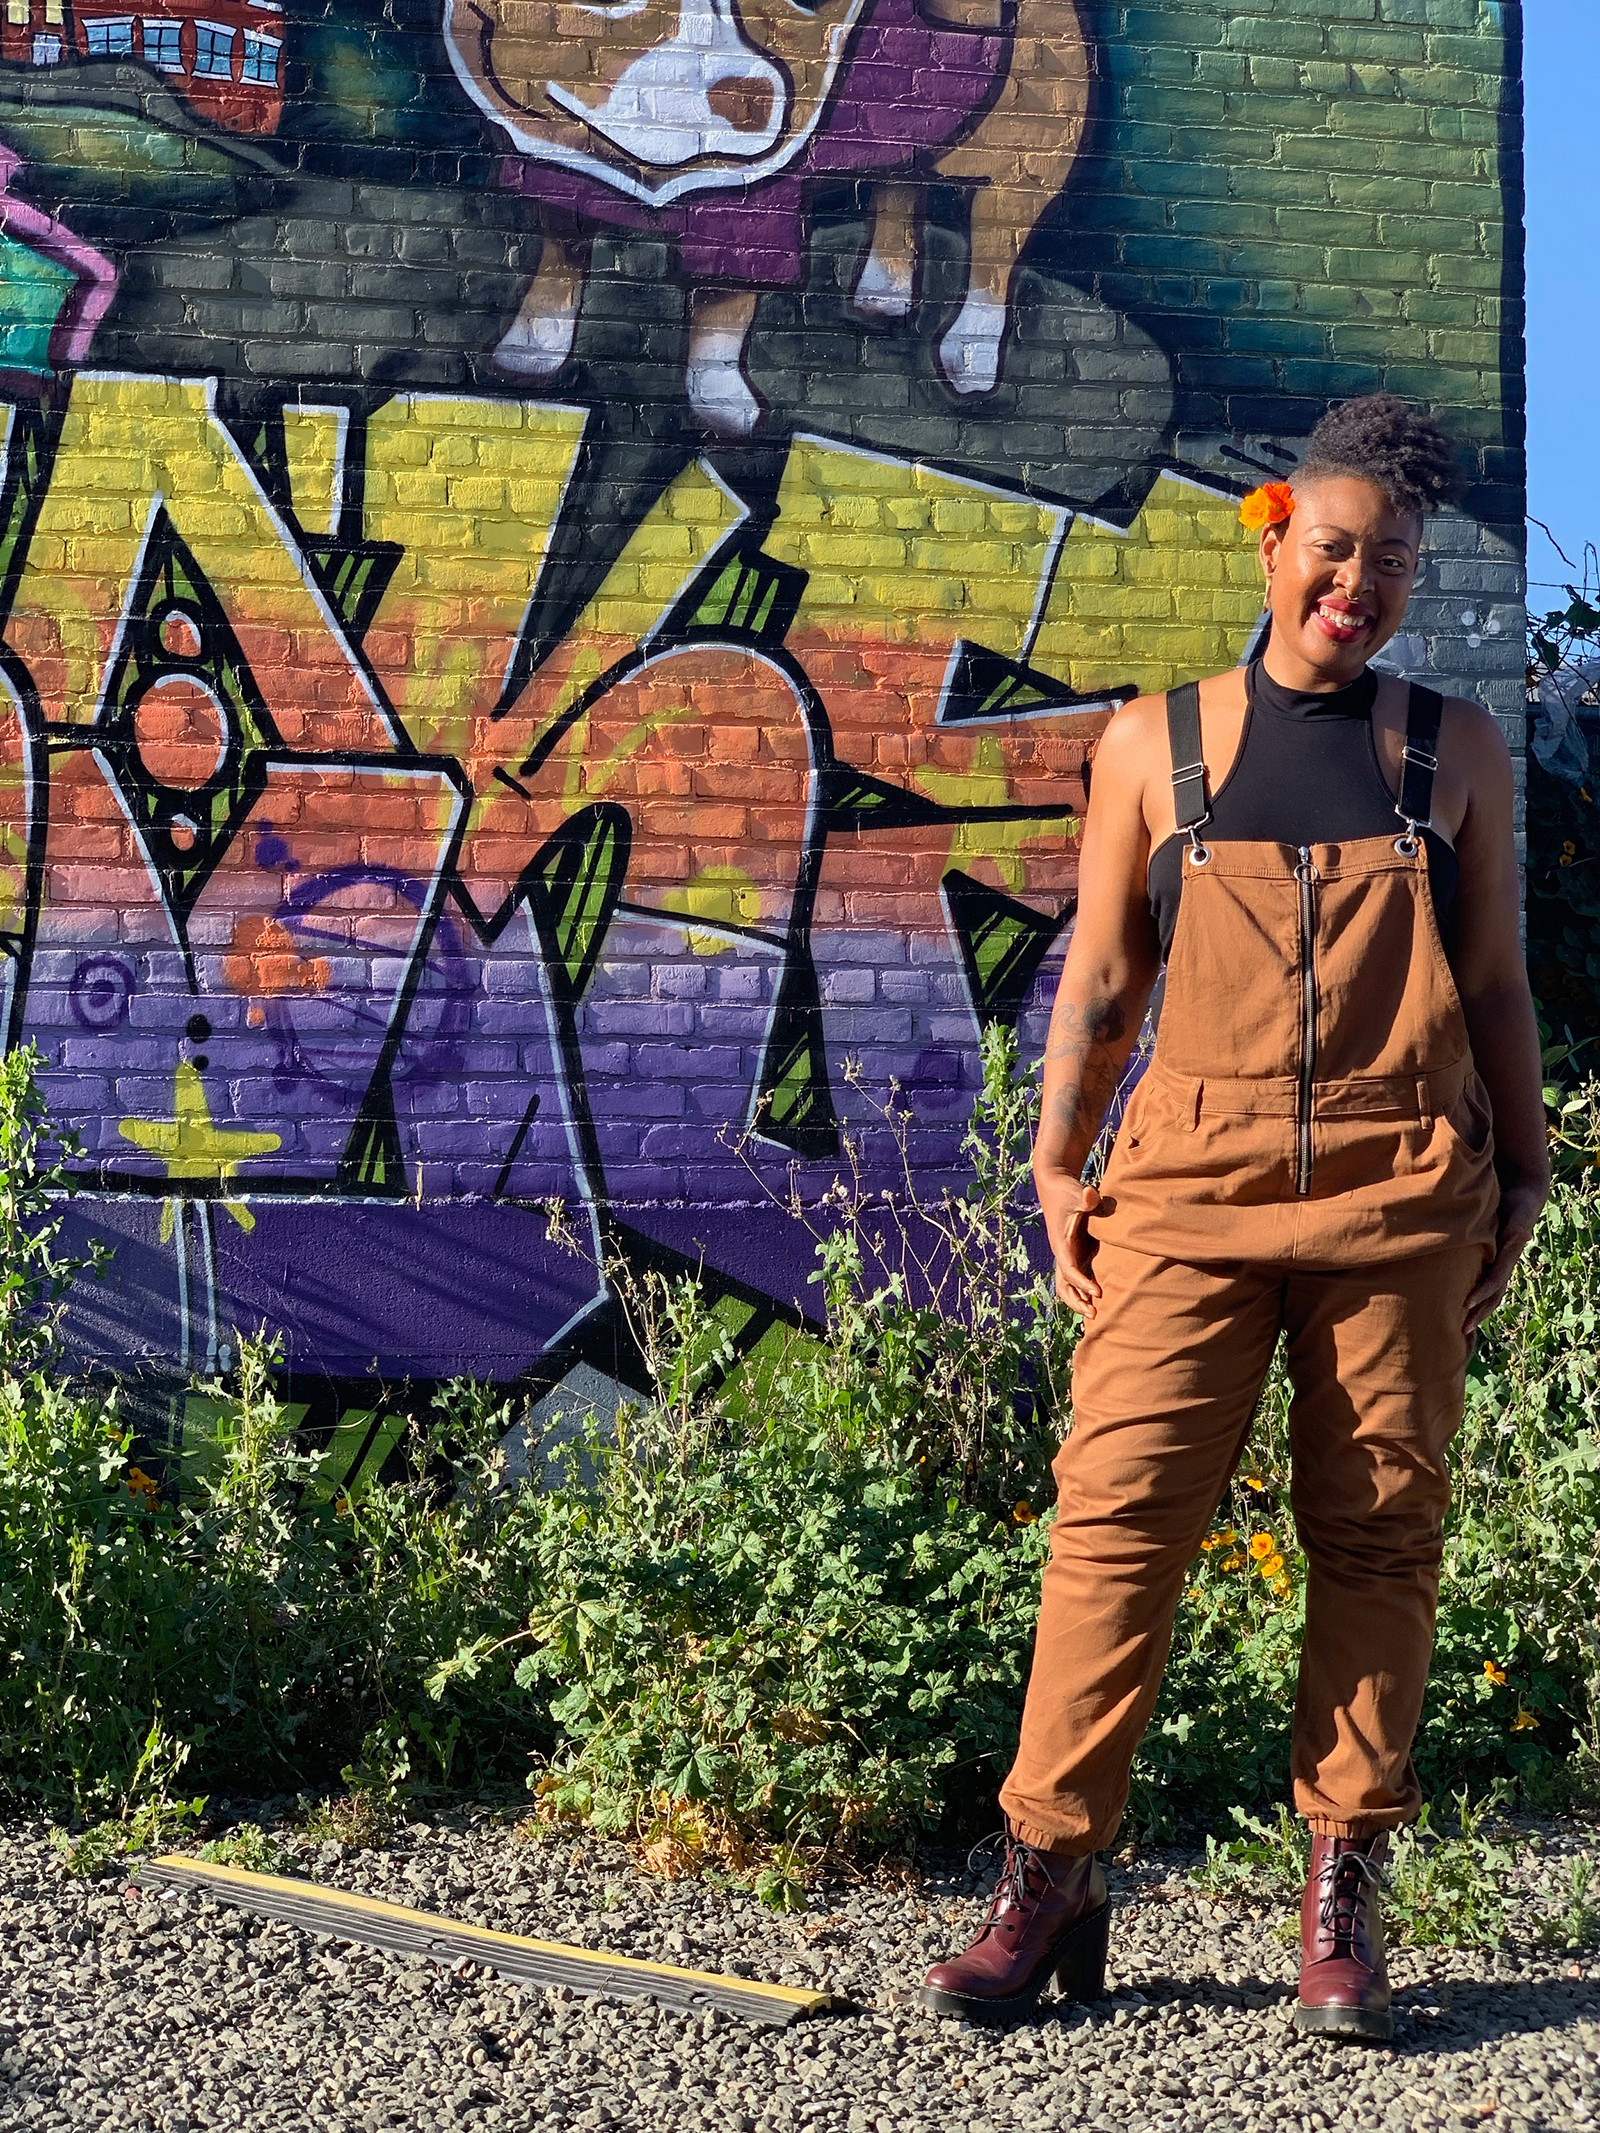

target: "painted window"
[193,19,234,75]
[140,15,181,67]
[5,0,27,24]
[240,28,277,80]
[84,14,136,52]
[30,29,60,57]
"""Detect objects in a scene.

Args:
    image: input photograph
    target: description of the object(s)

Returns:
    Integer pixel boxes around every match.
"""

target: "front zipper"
[1294,845,1319,1196]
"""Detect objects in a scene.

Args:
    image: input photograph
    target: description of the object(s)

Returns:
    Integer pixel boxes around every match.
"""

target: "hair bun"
[1296,393,1463,518]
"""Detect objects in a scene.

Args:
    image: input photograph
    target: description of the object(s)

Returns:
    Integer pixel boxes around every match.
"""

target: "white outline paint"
[172,1195,191,1371]
[638,458,751,650]
[509,899,607,1337]
[282,400,351,539]
[63,373,405,753]
[937,872,1073,1050]
[441,0,866,208]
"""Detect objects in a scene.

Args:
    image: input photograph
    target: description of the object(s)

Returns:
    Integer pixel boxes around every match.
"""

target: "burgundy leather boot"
[1294,1831,1392,2041]
[922,1833,1110,2023]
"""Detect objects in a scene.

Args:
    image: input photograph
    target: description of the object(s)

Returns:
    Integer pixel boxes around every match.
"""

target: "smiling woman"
[921,395,1553,2045]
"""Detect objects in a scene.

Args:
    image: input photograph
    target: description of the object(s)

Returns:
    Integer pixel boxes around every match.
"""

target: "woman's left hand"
[1463,1179,1549,1336]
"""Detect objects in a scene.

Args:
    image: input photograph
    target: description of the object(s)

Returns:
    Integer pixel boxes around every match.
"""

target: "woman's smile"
[1311,597,1375,644]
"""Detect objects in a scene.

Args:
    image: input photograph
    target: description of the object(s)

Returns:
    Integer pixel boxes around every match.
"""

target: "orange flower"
[124,1467,159,1507]
[1483,1660,1507,1687]
[1239,481,1296,532]
[1512,1702,1540,1733]
[1248,1532,1276,1561]
[1012,1500,1038,1526]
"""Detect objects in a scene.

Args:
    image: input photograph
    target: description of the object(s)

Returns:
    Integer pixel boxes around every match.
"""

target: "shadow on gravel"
[1094,1967,1600,2058]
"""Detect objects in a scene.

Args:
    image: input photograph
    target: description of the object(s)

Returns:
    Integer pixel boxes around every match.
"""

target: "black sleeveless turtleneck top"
[1147,661,1460,960]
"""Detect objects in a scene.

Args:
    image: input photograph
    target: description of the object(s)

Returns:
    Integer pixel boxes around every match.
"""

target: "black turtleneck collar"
[1249,658,1378,721]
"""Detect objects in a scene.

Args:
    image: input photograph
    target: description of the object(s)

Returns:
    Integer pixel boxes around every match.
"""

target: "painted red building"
[0,0,282,137]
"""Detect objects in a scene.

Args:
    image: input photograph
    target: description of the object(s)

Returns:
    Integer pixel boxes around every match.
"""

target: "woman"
[923,396,1550,2039]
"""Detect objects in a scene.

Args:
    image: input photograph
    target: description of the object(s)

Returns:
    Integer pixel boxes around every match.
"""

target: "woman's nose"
[1333,553,1373,594]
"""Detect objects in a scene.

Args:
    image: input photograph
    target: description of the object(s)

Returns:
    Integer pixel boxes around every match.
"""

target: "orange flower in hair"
[1239,481,1296,532]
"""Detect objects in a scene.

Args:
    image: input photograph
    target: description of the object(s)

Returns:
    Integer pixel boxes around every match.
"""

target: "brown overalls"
[1000,681,1500,1849]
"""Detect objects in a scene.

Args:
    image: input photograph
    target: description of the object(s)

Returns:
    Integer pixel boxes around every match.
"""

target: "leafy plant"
[0,1042,109,1372]
[196,1823,293,1875]
[1384,1789,1518,1950]
[1191,1805,1309,1903]
[1537,1852,1600,1953]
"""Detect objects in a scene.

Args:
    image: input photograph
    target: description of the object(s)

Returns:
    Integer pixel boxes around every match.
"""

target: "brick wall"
[0,0,1522,1418]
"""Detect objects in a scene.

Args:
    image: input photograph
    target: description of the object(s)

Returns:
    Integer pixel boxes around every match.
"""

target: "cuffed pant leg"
[1284,1245,1485,1835]
[999,1242,1284,1852]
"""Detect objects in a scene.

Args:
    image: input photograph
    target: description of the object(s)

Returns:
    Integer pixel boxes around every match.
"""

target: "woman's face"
[1260,474,1422,686]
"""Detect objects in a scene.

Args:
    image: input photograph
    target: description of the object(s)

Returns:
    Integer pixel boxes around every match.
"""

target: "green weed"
[1190,1805,1310,1903]
[1,1035,1597,1886]
[1537,1852,1600,1953]
[196,1823,293,1875]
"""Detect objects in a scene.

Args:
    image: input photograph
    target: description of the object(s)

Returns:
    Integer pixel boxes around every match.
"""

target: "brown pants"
[999,1234,1485,1851]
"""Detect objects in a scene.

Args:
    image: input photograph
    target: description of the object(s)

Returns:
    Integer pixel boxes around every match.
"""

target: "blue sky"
[1525,1,1596,606]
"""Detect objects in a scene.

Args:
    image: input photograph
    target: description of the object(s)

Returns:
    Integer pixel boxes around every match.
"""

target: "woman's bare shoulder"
[1091,675,1240,769]
[1440,695,1513,783]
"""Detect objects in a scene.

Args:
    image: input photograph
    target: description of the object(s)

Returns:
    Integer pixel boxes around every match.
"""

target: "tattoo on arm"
[1045,994,1129,1149]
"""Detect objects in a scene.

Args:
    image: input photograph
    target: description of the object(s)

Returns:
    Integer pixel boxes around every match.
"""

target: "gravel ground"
[1,1811,1596,2133]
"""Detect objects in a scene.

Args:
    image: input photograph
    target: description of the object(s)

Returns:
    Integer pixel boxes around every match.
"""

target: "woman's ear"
[1259,522,1285,598]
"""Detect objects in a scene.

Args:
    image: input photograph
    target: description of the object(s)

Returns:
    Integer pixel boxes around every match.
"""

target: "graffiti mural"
[0,0,1522,1417]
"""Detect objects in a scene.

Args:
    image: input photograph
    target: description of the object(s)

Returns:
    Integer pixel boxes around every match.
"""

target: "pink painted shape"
[0,141,117,368]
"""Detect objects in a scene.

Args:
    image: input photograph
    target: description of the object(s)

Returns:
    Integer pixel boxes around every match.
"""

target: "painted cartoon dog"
[443,0,1089,435]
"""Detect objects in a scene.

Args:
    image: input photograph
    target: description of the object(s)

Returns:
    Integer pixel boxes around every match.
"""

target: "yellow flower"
[1483,1661,1507,1686]
[1512,1702,1540,1732]
[1256,1551,1285,1581]
[1239,481,1296,533]
[1221,1553,1246,1572]
[1012,1500,1038,1526]
[1243,1476,1266,1493]
[1248,1532,1275,1561]
[124,1467,159,1507]
[1201,1528,1238,1553]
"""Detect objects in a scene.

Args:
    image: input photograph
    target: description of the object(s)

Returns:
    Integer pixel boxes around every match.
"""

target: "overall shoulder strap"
[1397,683,1445,829]
[1166,682,1209,830]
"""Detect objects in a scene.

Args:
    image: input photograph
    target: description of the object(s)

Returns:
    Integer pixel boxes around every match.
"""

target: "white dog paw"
[492,304,578,380]
[852,247,915,322]
[938,292,1007,395]
[687,349,761,437]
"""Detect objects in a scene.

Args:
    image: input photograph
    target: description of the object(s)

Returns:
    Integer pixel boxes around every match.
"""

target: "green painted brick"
[1327,101,1430,139]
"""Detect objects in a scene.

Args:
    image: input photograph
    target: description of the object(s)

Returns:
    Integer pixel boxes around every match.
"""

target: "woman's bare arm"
[1034,702,1165,1316]
[1445,699,1552,1332]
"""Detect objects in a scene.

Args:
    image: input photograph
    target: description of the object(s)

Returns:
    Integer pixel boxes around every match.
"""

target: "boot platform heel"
[1053,1897,1111,2004]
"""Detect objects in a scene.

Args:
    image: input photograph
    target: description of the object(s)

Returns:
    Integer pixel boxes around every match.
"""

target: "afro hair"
[1295,394,1463,519]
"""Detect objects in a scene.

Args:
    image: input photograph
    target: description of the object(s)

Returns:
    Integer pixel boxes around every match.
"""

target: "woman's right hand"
[1046,1179,1103,1319]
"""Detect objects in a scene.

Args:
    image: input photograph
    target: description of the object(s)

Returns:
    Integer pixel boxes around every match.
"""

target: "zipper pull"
[1295,844,1320,885]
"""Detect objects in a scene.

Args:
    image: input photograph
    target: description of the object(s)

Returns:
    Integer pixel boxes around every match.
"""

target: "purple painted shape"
[501,0,1007,287]
[212,1200,601,1379]
[57,1199,187,1366]
[592,913,1067,1309]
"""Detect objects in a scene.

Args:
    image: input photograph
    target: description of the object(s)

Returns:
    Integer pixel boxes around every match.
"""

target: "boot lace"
[1317,1844,1386,1946]
[966,1831,1056,1939]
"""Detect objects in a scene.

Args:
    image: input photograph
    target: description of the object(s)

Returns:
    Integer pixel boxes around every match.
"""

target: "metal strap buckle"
[1400,743,1439,772]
